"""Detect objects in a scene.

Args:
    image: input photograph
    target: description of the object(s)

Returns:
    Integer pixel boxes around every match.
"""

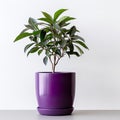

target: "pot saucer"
[37,107,73,116]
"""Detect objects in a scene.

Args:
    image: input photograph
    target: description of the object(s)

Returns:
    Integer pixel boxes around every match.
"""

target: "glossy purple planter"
[35,72,75,116]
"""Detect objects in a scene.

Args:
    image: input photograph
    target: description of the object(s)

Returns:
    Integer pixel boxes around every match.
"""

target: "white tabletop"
[0,110,120,120]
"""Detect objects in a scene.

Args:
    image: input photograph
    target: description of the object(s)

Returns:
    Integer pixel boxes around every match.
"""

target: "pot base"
[37,107,73,116]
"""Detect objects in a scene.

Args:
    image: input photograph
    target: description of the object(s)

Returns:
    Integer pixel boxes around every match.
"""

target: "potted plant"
[14,9,88,115]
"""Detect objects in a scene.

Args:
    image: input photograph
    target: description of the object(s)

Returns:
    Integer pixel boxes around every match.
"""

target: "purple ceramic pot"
[35,72,75,116]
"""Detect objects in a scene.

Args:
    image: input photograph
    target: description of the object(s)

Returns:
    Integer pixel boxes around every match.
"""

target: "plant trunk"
[52,55,56,73]
[52,64,56,73]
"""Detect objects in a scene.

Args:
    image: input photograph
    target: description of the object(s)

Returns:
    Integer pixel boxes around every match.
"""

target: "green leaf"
[47,41,54,47]
[28,17,39,30]
[42,11,53,22]
[54,9,67,21]
[24,43,34,53]
[20,28,29,34]
[60,22,70,27]
[58,16,75,25]
[55,49,61,56]
[61,28,69,33]
[43,27,51,32]
[32,36,38,43]
[53,23,61,31]
[46,33,53,40]
[73,41,89,49]
[29,36,38,43]
[40,30,46,42]
[36,22,50,26]
[43,56,48,65]
[45,50,52,57]
[75,45,84,54]
[14,33,31,42]
[67,51,80,57]
[27,47,39,56]
[38,49,43,55]
[38,18,53,24]
[72,35,85,42]
[66,52,70,58]
[14,30,40,42]
[29,36,34,41]
[69,43,74,52]
[72,52,80,57]
[25,24,34,30]
[60,40,67,48]
[68,26,77,36]
[29,17,37,24]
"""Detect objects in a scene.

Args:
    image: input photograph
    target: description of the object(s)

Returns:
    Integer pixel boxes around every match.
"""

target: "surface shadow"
[72,110,120,116]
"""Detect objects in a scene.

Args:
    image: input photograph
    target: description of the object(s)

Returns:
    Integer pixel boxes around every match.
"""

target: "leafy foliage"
[14,9,89,72]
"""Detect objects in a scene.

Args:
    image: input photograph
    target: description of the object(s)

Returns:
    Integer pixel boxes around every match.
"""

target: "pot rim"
[35,72,75,74]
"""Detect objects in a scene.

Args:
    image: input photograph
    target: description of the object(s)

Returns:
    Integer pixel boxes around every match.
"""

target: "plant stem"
[53,54,56,73]
[52,64,55,73]
[49,55,56,73]
[55,48,64,65]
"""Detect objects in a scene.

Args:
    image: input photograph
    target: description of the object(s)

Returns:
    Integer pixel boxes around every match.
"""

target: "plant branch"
[55,48,64,66]
[49,56,54,72]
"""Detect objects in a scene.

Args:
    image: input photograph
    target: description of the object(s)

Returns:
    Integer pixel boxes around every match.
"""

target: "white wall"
[0,0,120,110]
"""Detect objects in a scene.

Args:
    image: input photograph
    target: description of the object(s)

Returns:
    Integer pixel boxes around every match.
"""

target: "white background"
[0,0,120,110]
